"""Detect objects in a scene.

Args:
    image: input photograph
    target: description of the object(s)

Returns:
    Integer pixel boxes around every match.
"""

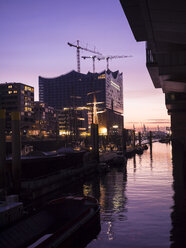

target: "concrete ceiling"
[120,0,186,93]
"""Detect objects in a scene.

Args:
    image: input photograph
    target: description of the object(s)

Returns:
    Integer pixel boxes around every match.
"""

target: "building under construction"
[39,69,124,136]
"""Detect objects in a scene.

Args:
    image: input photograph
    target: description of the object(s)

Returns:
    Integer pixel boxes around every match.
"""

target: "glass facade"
[39,70,123,115]
[39,70,124,134]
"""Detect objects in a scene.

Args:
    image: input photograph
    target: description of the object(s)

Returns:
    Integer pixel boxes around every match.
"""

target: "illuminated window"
[98,74,105,79]
[77,118,85,120]
[8,91,12,94]
[8,85,12,88]
[99,127,107,135]
[13,91,17,94]
[25,107,28,112]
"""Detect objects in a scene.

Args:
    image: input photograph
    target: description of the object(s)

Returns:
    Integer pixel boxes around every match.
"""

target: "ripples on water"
[85,143,176,248]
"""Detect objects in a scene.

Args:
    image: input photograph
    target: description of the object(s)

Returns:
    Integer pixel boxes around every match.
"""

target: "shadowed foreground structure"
[120,0,186,149]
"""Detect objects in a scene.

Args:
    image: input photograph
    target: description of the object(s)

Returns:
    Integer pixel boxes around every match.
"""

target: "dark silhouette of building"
[39,70,124,135]
[31,101,58,136]
[0,82,34,133]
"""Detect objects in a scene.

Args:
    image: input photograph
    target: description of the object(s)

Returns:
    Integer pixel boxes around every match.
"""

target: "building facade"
[0,82,34,133]
[39,70,124,134]
[58,107,88,137]
[31,101,58,136]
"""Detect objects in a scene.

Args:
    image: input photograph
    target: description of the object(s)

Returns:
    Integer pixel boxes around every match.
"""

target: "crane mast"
[67,40,102,73]
[82,56,97,73]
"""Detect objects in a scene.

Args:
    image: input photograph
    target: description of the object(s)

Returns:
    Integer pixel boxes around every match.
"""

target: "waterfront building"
[0,82,34,133]
[39,70,124,135]
[58,107,88,137]
[31,101,58,136]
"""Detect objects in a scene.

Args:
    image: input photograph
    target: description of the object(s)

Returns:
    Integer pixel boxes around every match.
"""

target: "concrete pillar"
[171,112,186,149]
[0,110,6,199]
[91,123,99,162]
[171,141,186,247]
[138,132,142,146]
[11,112,21,193]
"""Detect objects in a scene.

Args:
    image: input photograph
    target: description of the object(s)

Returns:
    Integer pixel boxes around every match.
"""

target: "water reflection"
[133,154,136,173]
[32,142,186,247]
[150,143,153,169]
[88,143,173,248]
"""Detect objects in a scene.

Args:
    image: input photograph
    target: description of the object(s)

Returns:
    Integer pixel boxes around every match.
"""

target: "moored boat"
[6,148,86,179]
[0,196,100,248]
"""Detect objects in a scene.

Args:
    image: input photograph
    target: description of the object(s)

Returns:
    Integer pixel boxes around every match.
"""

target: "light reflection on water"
[86,143,174,248]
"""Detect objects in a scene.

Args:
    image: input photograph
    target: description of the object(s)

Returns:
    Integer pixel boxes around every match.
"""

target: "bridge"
[120,0,186,151]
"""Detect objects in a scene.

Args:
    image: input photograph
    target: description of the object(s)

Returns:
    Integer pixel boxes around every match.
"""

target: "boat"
[6,148,87,179]
[126,147,135,158]
[135,146,144,155]
[142,144,148,150]
[100,151,127,166]
[159,137,170,143]
[0,196,101,248]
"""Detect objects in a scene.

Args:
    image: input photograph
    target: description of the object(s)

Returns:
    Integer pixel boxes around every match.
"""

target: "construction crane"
[98,55,132,70]
[82,54,132,72]
[82,55,97,73]
[67,40,102,73]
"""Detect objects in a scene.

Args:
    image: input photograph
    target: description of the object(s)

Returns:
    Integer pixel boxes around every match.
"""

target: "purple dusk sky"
[0,0,169,129]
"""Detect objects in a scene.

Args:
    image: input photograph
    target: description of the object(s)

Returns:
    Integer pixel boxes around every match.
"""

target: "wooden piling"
[122,129,127,155]
[149,131,152,145]
[0,110,6,199]
[133,130,136,148]
[138,132,142,146]
[91,123,99,162]
[11,112,21,193]
[149,131,152,154]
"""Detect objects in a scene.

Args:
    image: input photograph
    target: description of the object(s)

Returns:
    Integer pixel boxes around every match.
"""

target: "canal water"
[65,141,186,248]
[59,142,186,247]
[85,143,174,248]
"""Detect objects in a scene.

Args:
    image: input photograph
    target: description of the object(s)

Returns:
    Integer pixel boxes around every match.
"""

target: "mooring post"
[138,132,142,146]
[122,128,127,155]
[11,112,21,193]
[149,131,152,153]
[133,130,136,148]
[149,131,152,145]
[91,123,99,162]
[0,109,6,199]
